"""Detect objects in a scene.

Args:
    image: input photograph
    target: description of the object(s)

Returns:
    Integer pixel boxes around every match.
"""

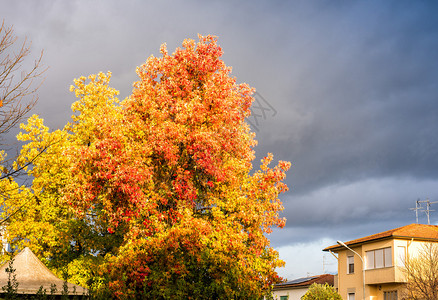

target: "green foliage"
[61,280,69,299]
[50,283,57,296]
[34,286,48,299]
[1,259,18,299]
[264,291,275,300]
[301,283,341,300]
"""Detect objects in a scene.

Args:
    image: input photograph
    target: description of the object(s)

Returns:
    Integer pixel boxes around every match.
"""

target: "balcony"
[365,266,406,285]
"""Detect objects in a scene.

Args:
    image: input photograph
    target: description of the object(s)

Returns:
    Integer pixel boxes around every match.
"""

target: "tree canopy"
[2,35,290,299]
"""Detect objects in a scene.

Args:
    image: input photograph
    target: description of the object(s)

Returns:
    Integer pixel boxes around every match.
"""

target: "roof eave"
[323,234,438,252]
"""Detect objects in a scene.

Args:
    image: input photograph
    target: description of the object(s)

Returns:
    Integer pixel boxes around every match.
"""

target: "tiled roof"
[274,274,334,289]
[323,223,438,252]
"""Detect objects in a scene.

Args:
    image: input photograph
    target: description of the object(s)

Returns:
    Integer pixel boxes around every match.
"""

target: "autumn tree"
[1,83,124,287]
[8,35,290,299]
[402,243,438,300]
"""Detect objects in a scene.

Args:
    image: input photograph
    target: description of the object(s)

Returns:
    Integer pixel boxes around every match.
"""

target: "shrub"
[301,283,341,300]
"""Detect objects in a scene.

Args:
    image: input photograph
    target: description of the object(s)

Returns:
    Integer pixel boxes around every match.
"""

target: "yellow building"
[323,223,438,300]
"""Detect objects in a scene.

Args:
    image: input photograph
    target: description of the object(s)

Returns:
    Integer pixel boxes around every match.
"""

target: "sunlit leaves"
[5,35,290,299]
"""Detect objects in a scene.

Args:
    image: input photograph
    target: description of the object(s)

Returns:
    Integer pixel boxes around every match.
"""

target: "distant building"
[269,274,335,300]
[0,224,11,254]
[323,223,438,300]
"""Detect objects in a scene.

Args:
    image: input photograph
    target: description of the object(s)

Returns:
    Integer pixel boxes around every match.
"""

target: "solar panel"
[278,276,318,285]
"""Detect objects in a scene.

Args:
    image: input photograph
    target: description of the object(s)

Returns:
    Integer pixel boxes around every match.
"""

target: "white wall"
[271,287,308,300]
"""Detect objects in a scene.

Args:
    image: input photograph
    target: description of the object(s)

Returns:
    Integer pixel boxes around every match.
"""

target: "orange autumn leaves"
[13,35,290,298]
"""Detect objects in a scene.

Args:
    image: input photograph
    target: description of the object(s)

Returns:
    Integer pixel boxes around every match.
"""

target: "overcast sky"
[2,0,438,280]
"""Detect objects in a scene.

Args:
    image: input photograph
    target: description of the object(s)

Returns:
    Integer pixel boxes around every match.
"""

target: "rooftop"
[274,274,334,290]
[323,223,438,252]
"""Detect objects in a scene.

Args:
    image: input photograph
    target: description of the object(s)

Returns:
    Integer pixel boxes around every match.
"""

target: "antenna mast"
[323,255,326,274]
[411,198,438,225]
[422,199,438,225]
[410,199,422,224]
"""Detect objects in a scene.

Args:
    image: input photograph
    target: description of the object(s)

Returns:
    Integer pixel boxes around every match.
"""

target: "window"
[376,248,384,268]
[280,296,288,300]
[397,246,406,267]
[366,250,375,269]
[384,247,391,266]
[365,247,392,269]
[347,255,354,274]
[384,290,397,300]
[348,293,355,300]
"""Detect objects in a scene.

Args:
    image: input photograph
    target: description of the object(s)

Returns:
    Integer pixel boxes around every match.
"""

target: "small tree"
[35,285,48,299]
[402,242,438,300]
[61,279,69,299]
[49,283,57,299]
[1,258,18,299]
[301,283,342,300]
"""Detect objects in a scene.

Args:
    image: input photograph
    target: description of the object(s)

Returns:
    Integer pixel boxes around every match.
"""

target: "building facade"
[0,224,11,255]
[323,223,438,300]
[269,274,335,300]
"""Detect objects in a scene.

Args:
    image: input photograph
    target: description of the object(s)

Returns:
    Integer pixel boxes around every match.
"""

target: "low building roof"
[323,223,438,252]
[0,247,87,295]
[273,274,334,290]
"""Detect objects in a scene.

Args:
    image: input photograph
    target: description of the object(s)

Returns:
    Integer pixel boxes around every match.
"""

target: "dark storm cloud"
[2,0,438,277]
[280,178,438,230]
[253,1,438,195]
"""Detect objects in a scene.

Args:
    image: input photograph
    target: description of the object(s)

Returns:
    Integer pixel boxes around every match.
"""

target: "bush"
[301,283,341,300]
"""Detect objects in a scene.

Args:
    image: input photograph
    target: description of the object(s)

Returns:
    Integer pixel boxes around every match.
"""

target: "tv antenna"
[322,254,335,274]
[422,199,438,225]
[410,199,422,224]
[411,198,438,224]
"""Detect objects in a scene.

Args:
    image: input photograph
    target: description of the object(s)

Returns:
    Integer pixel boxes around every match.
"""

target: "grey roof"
[0,247,87,295]
[273,274,335,290]
[278,276,318,286]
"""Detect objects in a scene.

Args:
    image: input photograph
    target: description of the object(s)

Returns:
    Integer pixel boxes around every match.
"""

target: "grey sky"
[2,0,438,279]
